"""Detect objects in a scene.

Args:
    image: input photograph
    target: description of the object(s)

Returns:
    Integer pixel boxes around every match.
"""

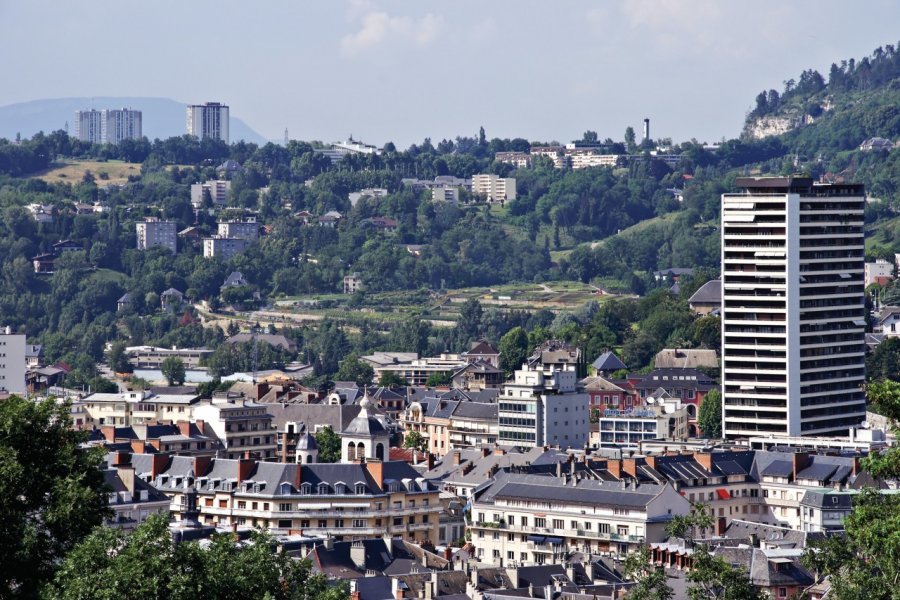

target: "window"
[300,520,310,528]
[535,518,546,528]
[278,519,291,528]
[353,519,365,528]
[521,517,528,527]
[279,503,291,512]
[508,533,515,541]
[219,500,227,508]
[552,519,564,530]
[237,501,246,509]
[508,551,514,560]
[493,531,499,540]
[778,588,787,598]
[617,525,628,536]
[318,520,327,528]
[508,515,514,525]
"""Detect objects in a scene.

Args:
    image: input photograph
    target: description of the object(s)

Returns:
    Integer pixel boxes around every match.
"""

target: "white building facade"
[102,108,142,144]
[0,326,26,394]
[186,102,229,143]
[497,364,589,449]
[471,174,516,202]
[75,109,104,144]
[136,218,177,252]
[721,177,866,438]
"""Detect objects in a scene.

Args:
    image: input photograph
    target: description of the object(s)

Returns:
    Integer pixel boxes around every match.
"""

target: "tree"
[801,380,900,599]
[623,546,673,600]
[160,356,186,386]
[43,513,349,600]
[379,371,408,387]
[866,337,900,381]
[499,326,529,375]
[425,371,451,387]
[105,341,133,374]
[336,354,374,387]
[403,431,428,453]
[0,396,110,597]
[457,298,484,343]
[314,426,342,463]
[697,389,722,438]
[625,126,637,152]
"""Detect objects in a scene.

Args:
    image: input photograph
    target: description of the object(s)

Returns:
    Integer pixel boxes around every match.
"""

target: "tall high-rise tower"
[75,109,103,144]
[186,102,230,143]
[101,108,142,144]
[720,177,866,438]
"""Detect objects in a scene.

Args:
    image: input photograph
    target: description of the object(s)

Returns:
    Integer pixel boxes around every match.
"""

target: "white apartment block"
[186,102,229,143]
[217,218,259,241]
[864,258,893,287]
[75,109,104,144]
[101,108,142,144]
[498,364,589,449]
[469,473,690,565]
[431,186,460,203]
[569,152,621,170]
[191,394,277,460]
[203,236,249,260]
[0,326,26,394]
[80,390,200,426]
[471,174,516,202]
[191,180,231,207]
[721,177,866,438]
[135,218,177,252]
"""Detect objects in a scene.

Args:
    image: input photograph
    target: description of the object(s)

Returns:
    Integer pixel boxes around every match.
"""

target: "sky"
[2,0,899,147]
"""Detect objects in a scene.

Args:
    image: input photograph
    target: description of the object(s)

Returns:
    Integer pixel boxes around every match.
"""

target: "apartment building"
[469,471,690,565]
[186,102,229,142]
[202,236,249,260]
[133,454,442,542]
[124,345,212,369]
[101,108,142,144]
[494,151,532,169]
[191,180,231,207]
[104,452,171,530]
[864,258,894,286]
[192,393,278,460]
[593,395,689,448]
[721,177,867,438]
[135,218,177,253]
[497,363,589,449]
[217,217,259,241]
[75,109,103,144]
[471,174,516,202]
[431,186,460,203]
[80,389,201,426]
[0,326,26,394]
[402,395,498,457]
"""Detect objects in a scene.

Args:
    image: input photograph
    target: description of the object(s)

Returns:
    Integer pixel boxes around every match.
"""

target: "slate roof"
[296,432,317,450]
[800,489,855,509]
[688,279,721,305]
[343,401,389,436]
[222,271,246,287]
[452,401,498,420]
[481,472,667,509]
[467,340,499,356]
[591,351,626,372]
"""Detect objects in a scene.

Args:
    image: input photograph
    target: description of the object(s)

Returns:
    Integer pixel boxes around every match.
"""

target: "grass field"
[28,159,142,187]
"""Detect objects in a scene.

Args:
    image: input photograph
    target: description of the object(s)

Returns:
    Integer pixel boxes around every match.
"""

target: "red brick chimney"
[101,425,116,442]
[426,453,435,470]
[130,440,146,454]
[481,447,490,458]
[150,453,171,478]
[791,452,810,481]
[494,447,506,456]
[695,451,714,472]
[716,517,727,536]
[195,419,205,435]
[112,450,131,466]
[851,456,861,477]
[452,450,461,466]
[193,455,211,477]
[606,458,622,479]
[177,420,191,437]
[366,459,384,488]
[623,457,643,478]
[294,464,303,489]
[148,438,161,451]
[645,455,657,469]
[237,456,256,483]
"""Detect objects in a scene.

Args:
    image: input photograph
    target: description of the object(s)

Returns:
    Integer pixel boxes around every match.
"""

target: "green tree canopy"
[335,353,374,387]
[42,513,349,600]
[499,326,530,375]
[314,426,342,463]
[697,389,722,438]
[160,356,186,386]
[379,371,408,387]
[402,431,428,453]
[0,396,110,597]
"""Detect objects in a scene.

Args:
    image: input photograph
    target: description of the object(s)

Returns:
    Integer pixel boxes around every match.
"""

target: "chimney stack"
[117,463,136,493]
[452,450,461,466]
[792,451,810,481]
[150,453,171,479]
[177,420,191,437]
[130,439,146,454]
[365,458,384,488]
[281,431,290,463]
[237,456,256,483]
[112,450,131,466]
[101,425,116,442]
[193,455,211,477]
[426,453,435,471]
[606,458,622,479]
[695,451,714,473]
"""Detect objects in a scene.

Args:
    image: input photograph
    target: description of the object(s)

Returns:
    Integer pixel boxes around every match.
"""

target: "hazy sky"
[2,0,899,147]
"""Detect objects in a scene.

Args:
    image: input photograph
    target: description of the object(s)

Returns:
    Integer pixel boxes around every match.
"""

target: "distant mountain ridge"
[0,97,268,144]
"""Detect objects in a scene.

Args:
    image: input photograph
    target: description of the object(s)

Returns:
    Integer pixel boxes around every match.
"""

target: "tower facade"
[75,109,103,144]
[102,108,142,144]
[186,102,230,143]
[721,177,866,438]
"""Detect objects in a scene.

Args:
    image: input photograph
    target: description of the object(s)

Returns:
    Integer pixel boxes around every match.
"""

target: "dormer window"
[300,483,312,495]
[355,483,367,495]
[318,483,330,495]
